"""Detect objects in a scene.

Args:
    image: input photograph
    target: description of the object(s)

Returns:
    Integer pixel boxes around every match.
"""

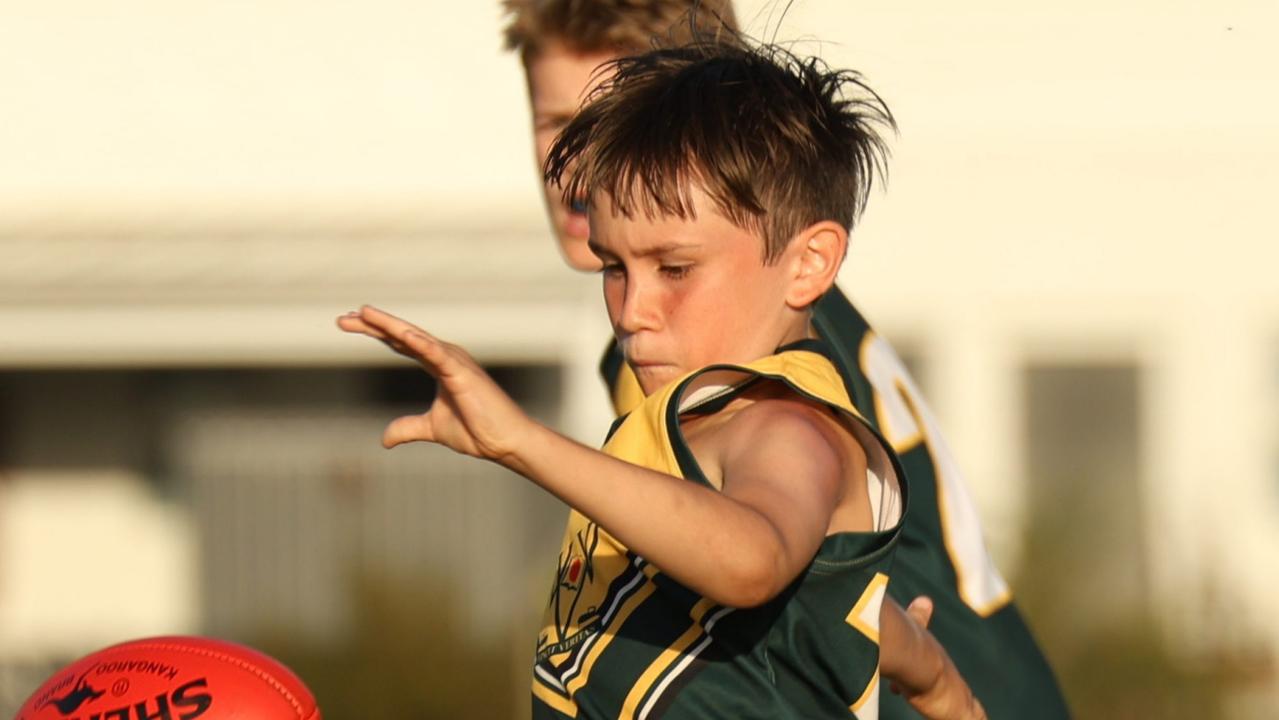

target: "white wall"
[0,473,198,660]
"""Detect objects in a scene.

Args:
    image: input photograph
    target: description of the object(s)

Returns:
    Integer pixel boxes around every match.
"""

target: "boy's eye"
[600,263,625,277]
[660,264,692,280]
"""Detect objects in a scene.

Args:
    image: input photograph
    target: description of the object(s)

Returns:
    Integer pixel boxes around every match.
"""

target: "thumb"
[905,595,935,630]
[383,413,435,448]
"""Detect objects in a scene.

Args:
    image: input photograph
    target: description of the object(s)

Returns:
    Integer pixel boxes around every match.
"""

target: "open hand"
[337,306,534,464]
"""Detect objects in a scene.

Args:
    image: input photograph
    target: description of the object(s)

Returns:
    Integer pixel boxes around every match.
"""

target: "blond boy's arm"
[880,596,987,720]
[338,306,845,609]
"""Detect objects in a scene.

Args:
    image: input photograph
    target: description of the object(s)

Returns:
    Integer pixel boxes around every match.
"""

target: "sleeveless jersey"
[601,291,1070,718]
[534,345,906,719]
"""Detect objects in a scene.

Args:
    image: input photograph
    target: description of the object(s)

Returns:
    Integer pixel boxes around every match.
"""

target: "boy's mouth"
[627,357,668,370]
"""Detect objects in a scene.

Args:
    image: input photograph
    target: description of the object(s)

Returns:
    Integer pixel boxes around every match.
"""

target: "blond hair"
[502,0,737,59]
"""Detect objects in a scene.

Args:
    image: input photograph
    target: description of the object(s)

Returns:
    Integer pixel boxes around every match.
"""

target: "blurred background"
[1,1,1276,717]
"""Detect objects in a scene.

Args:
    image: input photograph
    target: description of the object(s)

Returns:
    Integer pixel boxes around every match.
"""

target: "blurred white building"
[1,1,1276,716]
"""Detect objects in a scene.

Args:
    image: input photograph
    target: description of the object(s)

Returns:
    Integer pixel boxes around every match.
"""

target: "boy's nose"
[616,278,659,334]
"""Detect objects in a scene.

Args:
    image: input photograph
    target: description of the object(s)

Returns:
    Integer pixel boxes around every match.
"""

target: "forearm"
[880,598,945,692]
[880,598,986,720]
[339,306,793,603]
[505,423,792,607]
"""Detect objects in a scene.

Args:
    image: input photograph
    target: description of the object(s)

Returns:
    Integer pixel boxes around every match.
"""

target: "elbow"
[718,585,777,610]
[707,550,790,609]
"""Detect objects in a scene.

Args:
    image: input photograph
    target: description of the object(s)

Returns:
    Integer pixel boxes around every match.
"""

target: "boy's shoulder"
[679,369,878,536]
[686,385,864,474]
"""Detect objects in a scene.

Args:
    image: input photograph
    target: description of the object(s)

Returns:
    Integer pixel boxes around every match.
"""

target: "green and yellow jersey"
[601,291,1069,718]
[534,344,906,719]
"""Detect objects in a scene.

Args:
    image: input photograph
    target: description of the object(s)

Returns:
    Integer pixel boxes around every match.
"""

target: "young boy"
[503,0,738,275]
[502,3,1069,717]
[341,39,981,719]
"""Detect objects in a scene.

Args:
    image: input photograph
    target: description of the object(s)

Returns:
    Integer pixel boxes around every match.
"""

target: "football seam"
[113,642,311,719]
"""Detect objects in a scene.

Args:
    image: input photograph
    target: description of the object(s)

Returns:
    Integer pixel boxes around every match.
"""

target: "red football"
[13,636,320,720]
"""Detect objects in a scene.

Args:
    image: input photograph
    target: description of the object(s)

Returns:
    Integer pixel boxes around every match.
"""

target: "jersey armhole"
[840,415,904,533]
[664,370,763,487]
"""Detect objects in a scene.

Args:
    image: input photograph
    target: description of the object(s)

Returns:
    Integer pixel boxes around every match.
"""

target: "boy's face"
[524,41,617,272]
[588,187,809,395]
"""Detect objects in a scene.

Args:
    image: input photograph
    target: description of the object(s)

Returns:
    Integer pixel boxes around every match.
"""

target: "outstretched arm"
[880,596,987,720]
[341,305,981,716]
[338,306,845,609]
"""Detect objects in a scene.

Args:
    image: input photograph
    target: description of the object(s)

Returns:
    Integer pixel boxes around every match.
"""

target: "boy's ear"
[785,220,847,309]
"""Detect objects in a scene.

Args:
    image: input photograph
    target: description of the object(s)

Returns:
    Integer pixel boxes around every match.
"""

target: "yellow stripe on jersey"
[531,676,579,718]
[564,580,659,696]
[845,572,889,645]
[850,669,881,718]
[858,333,924,453]
[618,597,717,719]
[747,351,861,420]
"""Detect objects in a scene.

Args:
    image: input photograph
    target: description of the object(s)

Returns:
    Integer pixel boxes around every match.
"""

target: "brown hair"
[502,0,737,59]
[544,38,895,263]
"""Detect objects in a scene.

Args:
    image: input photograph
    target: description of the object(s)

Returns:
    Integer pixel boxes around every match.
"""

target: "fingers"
[337,312,393,341]
[336,306,433,341]
[399,328,458,379]
[905,595,935,630]
[336,306,475,454]
[337,306,452,368]
[357,305,438,345]
[383,413,434,449]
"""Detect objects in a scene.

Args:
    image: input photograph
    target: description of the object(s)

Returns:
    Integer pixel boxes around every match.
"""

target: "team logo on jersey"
[534,518,655,702]
[538,522,604,661]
